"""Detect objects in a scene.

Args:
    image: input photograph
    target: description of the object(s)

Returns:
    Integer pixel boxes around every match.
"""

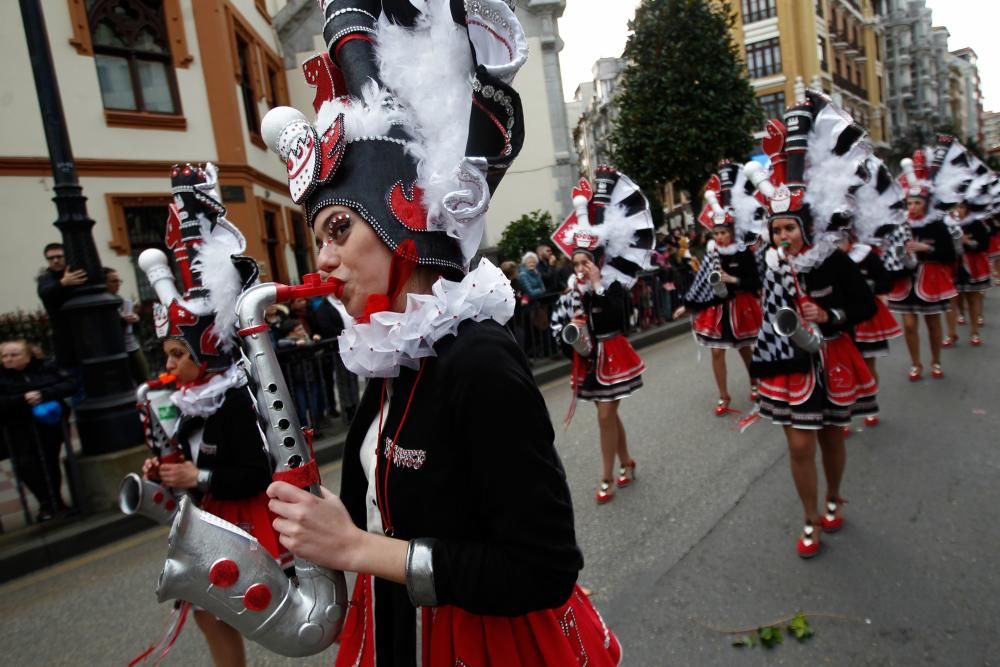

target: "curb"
[0,320,690,584]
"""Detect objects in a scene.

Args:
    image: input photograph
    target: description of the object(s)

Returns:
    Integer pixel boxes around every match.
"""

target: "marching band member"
[259,2,622,664]
[136,164,287,667]
[846,157,907,425]
[674,162,765,416]
[888,142,958,381]
[947,199,992,345]
[550,166,654,504]
[745,91,878,558]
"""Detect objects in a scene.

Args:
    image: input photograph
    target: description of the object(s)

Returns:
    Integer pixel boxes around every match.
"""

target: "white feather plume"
[803,104,869,235]
[375,0,475,231]
[314,80,406,141]
[193,217,247,352]
[597,204,639,262]
[853,157,905,244]
[730,165,767,242]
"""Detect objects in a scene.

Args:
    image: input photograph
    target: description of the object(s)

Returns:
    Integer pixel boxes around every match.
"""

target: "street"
[1,297,999,666]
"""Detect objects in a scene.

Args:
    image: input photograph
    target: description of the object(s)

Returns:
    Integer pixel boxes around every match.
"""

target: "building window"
[818,37,829,71]
[816,0,824,18]
[263,54,289,111]
[263,208,285,283]
[235,33,260,137]
[86,0,179,114]
[288,211,314,280]
[757,92,786,121]
[741,0,776,23]
[745,38,782,79]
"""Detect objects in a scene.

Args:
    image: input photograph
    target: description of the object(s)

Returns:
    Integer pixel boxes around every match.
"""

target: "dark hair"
[43,242,63,256]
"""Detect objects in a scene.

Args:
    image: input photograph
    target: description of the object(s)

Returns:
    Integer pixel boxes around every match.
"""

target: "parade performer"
[135,163,288,667]
[673,161,765,416]
[259,1,622,664]
[888,140,959,380]
[846,157,907,425]
[988,176,1000,283]
[550,166,654,504]
[932,146,994,346]
[745,91,878,558]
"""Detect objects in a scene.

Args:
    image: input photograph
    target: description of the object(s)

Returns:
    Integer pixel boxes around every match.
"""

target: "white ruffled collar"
[788,237,837,273]
[171,364,248,419]
[338,258,514,378]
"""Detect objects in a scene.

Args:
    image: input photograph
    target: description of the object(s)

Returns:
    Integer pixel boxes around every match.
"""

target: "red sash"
[758,368,817,406]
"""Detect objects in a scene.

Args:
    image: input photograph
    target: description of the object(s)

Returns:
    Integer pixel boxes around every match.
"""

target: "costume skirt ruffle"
[691,292,762,349]
[757,334,878,429]
[854,299,901,359]
[956,251,992,292]
[200,492,292,569]
[888,263,956,314]
[575,335,644,402]
[336,576,622,667]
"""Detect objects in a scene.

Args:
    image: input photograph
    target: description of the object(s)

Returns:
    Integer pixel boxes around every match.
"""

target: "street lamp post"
[20,0,142,461]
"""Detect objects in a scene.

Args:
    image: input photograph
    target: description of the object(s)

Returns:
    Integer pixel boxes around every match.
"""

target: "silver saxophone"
[896,224,919,270]
[119,375,184,525]
[708,252,729,299]
[947,218,965,256]
[155,273,348,657]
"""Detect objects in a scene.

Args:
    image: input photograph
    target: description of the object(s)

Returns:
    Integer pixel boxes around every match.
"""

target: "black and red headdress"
[261,0,527,276]
[551,165,655,288]
[138,163,258,374]
[697,161,767,245]
[744,90,868,247]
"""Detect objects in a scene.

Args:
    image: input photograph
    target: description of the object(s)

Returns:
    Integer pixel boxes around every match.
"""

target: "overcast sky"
[557,0,1000,111]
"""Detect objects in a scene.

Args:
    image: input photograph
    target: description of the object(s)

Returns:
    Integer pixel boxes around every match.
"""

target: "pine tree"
[611,0,760,201]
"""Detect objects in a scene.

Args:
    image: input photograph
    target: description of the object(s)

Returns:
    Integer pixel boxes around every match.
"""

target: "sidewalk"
[0,320,688,583]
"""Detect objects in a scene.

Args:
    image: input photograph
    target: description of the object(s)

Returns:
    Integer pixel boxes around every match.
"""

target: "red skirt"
[854,299,902,343]
[963,251,992,283]
[200,492,292,569]
[336,576,622,667]
[914,262,957,302]
[596,334,645,385]
[988,232,1000,260]
[691,293,762,348]
[757,334,878,429]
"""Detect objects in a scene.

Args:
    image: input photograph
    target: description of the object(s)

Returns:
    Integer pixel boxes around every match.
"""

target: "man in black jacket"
[36,243,86,369]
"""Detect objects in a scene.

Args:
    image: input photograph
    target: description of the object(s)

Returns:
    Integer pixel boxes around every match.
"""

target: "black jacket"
[854,247,893,295]
[0,358,75,459]
[36,269,77,367]
[583,281,627,338]
[961,219,992,253]
[912,220,957,264]
[176,386,272,500]
[341,319,581,666]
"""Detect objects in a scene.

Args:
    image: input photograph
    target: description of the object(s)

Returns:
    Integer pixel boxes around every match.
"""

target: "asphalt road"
[1,295,998,666]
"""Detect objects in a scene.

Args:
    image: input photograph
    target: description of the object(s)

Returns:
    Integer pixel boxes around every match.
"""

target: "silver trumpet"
[948,221,965,256]
[119,377,183,525]
[893,243,918,270]
[561,321,593,356]
[155,274,348,657]
[772,306,823,354]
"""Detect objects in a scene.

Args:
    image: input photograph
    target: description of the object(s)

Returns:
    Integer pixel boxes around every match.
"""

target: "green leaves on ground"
[787,613,813,641]
[731,613,812,650]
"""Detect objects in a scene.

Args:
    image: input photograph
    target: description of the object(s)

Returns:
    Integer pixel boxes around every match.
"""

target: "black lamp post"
[20,0,141,456]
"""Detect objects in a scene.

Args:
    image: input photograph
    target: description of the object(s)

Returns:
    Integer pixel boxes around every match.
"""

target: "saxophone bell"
[772,306,823,354]
[561,322,593,356]
[709,270,728,298]
[118,473,180,525]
